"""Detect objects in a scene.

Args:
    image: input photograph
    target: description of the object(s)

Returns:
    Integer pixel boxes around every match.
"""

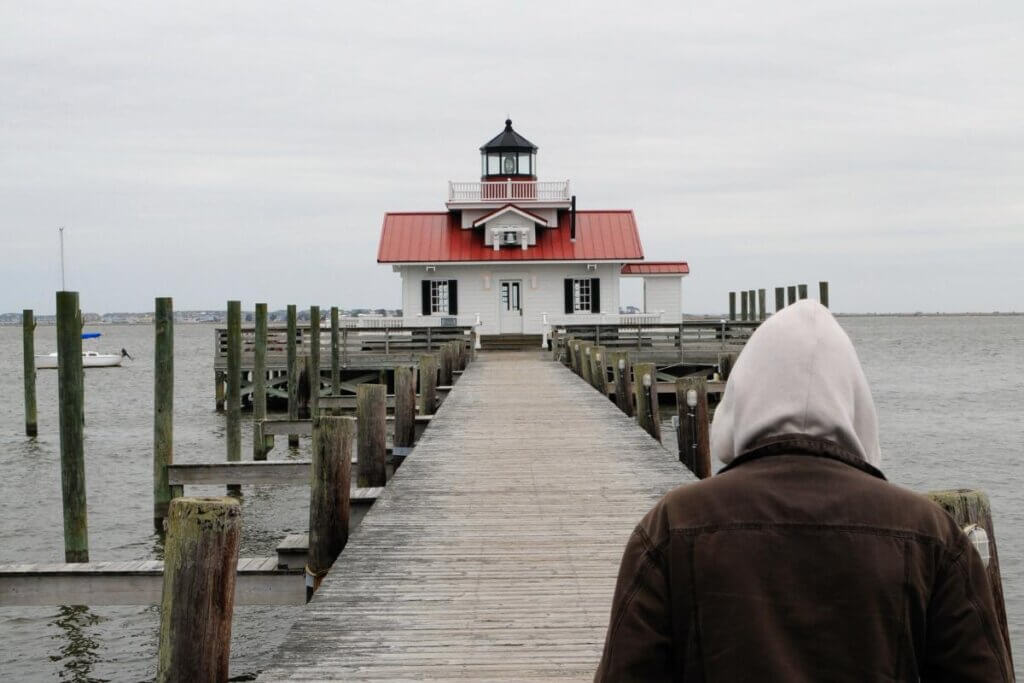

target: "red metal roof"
[620,262,690,275]
[377,210,644,263]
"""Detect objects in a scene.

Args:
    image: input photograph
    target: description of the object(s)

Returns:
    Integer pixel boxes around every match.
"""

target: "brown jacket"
[595,436,1013,682]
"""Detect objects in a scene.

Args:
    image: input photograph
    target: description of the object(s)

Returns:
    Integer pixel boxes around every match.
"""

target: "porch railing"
[448,180,571,203]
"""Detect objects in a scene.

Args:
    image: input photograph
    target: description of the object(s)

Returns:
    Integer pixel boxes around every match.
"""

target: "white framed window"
[573,278,591,312]
[430,280,449,314]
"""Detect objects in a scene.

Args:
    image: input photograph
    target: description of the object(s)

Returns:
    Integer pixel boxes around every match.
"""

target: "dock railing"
[548,318,759,361]
[215,316,479,370]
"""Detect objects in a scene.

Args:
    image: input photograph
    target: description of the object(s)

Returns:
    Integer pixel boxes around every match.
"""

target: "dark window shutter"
[448,279,458,315]
[591,278,601,313]
[421,280,431,315]
[564,279,574,314]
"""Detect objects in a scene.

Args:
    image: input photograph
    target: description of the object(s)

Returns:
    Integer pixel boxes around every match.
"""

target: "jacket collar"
[719,434,887,481]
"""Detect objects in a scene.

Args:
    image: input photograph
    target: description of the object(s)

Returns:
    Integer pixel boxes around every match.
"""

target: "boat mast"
[59,227,65,290]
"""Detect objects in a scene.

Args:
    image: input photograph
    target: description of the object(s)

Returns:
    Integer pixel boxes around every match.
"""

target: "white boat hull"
[35,352,123,369]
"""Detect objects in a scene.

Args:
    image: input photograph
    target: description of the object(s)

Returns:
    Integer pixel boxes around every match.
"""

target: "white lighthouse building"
[377,119,689,340]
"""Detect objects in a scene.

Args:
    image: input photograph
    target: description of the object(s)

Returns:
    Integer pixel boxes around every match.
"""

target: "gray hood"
[711,300,881,467]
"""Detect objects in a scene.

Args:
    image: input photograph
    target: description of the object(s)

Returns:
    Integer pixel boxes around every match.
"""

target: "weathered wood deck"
[261,352,691,680]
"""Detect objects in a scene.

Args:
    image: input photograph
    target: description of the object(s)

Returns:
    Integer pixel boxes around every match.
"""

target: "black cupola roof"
[480,119,538,153]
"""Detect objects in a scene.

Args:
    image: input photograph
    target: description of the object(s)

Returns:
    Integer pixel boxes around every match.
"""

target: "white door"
[499,280,523,333]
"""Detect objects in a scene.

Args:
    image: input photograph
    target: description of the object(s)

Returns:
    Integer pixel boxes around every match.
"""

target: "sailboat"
[34,228,125,369]
[36,333,125,369]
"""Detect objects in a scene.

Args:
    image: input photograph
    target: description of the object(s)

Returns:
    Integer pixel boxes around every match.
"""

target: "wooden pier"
[261,352,691,680]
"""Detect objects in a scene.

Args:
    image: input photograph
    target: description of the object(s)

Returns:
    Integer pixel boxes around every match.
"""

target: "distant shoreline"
[1,311,1020,326]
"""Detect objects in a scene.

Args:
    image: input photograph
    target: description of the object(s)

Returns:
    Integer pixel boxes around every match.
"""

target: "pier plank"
[260,353,690,681]
[0,559,304,606]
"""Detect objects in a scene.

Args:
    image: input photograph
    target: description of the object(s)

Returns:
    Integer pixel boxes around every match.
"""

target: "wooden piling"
[156,496,241,683]
[718,352,737,381]
[748,289,756,321]
[757,289,766,321]
[226,301,242,496]
[330,306,341,396]
[728,292,736,321]
[608,351,633,416]
[393,365,416,450]
[798,284,808,300]
[787,285,797,305]
[676,377,711,478]
[570,340,581,375]
[591,346,608,394]
[356,384,387,487]
[253,303,269,460]
[580,343,594,387]
[309,305,320,419]
[740,291,748,321]
[214,371,225,412]
[775,287,785,312]
[419,354,438,415]
[439,343,454,387]
[154,297,179,527]
[287,305,299,447]
[633,362,661,442]
[307,416,355,598]
[819,281,830,308]
[22,309,37,437]
[925,489,1013,665]
[56,291,88,563]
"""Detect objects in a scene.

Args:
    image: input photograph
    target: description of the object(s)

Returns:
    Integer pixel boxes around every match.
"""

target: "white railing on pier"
[448,180,571,203]
[547,312,664,327]
[340,315,480,329]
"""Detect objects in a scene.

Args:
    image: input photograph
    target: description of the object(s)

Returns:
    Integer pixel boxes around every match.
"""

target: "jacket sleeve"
[594,525,674,682]
[923,539,1014,682]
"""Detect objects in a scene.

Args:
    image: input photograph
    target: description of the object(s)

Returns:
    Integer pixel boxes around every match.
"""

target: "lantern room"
[480,119,538,180]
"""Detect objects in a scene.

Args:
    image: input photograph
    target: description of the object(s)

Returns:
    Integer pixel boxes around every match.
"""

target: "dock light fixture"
[618,359,626,371]
[585,348,590,356]
[686,389,698,409]
[642,373,652,388]
[425,265,436,272]
[964,524,991,568]
[586,263,597,271]
[596,353,601,361]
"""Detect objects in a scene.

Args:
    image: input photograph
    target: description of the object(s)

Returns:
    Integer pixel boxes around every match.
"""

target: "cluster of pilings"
[558,338,737,480]
[14,293,470,678]
[728,281,830,321]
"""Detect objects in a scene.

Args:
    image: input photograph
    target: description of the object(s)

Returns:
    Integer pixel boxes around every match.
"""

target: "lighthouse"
[377,119,689,340]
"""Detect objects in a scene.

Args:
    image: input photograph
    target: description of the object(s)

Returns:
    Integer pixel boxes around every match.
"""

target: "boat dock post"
[356,384,387,487]
[309,305,320,419]
[253,303,268,460]
[330,306,340,396]
[153,297,178,528]
[226,301,242,496]
[56,290,88,563]
[22,309,37,437]
[156,497,241,681]
[287,305,299,447]
[676,376,711,478]
[307,416,354,599]
[819,281,830,308]
[633,361,661,442]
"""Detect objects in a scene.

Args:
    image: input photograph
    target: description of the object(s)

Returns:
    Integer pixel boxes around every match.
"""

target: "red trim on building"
[378,210,645,263]
[620,262,690,275]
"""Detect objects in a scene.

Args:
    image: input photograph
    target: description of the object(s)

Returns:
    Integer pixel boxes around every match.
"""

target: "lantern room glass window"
[482,151,536,176]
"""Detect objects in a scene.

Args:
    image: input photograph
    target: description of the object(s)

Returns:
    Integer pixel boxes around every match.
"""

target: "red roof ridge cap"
[384,211,448,216]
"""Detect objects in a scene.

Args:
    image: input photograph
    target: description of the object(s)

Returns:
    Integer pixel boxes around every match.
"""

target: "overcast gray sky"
[3,0,1022,315]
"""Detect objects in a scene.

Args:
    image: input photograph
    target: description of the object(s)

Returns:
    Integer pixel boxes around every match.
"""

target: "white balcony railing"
[448,180,571,203]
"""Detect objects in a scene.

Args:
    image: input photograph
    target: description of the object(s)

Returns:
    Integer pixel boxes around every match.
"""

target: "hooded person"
[595,301,1012,682]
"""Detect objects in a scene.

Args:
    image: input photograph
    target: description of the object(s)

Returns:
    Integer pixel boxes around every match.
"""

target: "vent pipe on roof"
[570,195,577,242]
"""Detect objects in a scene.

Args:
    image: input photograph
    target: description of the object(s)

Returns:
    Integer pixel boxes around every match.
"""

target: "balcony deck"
[447,179,571,207]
